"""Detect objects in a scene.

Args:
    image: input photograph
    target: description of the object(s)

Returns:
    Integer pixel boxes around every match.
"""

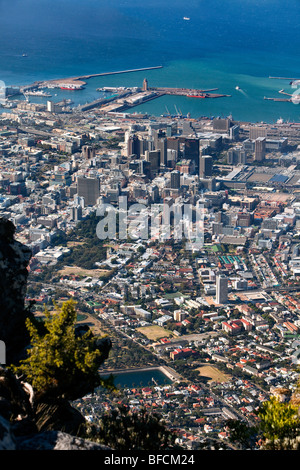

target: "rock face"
[0,218,32,364]
[0,415,16,450]
[16,431,110,450]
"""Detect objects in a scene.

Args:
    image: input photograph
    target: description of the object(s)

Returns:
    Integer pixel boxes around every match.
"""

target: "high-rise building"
[182,137,200,169]
[82,145,96,159]
[249,126,267,140]
[71,205,82,221]
[213,118,231,133]
[182,120,196,136]
[167,137,180,155]
[216,273,228,304]
[227,148,246,165]
[199,155,213,178]
[156,138,168,166]
[229,124,240,140]
[77,176,100,206]
[170,170,181,189]
[146,150,160,173]
[127,134,140,158]
[254,137,266,161]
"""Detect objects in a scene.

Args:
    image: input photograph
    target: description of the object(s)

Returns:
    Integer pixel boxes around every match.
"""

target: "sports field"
[137,325,173,341]
[196,365,231,383]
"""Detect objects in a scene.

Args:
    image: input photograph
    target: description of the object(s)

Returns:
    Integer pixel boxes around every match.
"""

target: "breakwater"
[20,66,163,92]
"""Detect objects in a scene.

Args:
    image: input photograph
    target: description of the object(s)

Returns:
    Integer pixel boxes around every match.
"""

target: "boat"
[24,90,52,97]
[187,94,207,98]
[183,17,190,20]
[60,84,84,91]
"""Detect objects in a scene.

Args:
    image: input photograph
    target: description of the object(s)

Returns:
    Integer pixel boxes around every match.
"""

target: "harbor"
[5,65,232,115]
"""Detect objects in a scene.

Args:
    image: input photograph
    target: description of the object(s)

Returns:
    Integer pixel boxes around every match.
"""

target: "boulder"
[16,430,111,450]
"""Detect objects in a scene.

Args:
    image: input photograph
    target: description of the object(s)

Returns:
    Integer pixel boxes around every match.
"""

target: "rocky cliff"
[0,218,32,365]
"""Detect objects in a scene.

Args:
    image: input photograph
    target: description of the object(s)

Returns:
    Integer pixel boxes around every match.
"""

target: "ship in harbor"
[24,89,52,97]
[60,83,84,91]
[187,93,207,98]
[187,92,231,99]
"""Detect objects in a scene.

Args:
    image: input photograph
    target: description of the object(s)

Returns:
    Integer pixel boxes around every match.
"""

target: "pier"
[23,66,164,91]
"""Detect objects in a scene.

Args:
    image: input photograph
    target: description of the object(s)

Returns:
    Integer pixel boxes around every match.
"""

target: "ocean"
[0,0,299,123]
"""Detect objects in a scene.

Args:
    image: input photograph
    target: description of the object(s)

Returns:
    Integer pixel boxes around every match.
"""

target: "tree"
[227,396,300,450]
[258,396,300,450]
[12,300,113,401]
[226,419,258,449]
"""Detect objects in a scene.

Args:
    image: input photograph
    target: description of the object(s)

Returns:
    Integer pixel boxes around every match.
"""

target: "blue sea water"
[0,0,299,123]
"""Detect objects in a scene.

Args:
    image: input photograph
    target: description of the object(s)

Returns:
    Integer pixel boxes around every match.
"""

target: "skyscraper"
[170,170,180,189]
[199,155,213,178]
[216,273,228,304]
[156,138,168,166]
[127,134,140,158]
[254,137,266,162]
[82,145,96,159]
[183,137,200,169]
[146,150,160,173]
[77,176,100,206]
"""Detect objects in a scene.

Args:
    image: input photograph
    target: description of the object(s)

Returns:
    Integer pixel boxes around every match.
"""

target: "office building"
[71,205,83,221]
[199,155,213,178]
[249,126,267,140]
[146,149,160,173]
[82,145,96,159]
[216,273,228,304]
[254,137,266,162]
[77,176,100,206]
[182,137,200,169]
[156,137,168,166]
[127,134,141,158]
[227,147,246,165]
[213,117,231,133]
[170,170,181,189]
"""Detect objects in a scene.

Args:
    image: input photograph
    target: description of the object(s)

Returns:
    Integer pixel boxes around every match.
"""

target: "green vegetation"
[227,395,300,450]
[59,212,107,270]
[258,396,300,450]
[12,300,113,400]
